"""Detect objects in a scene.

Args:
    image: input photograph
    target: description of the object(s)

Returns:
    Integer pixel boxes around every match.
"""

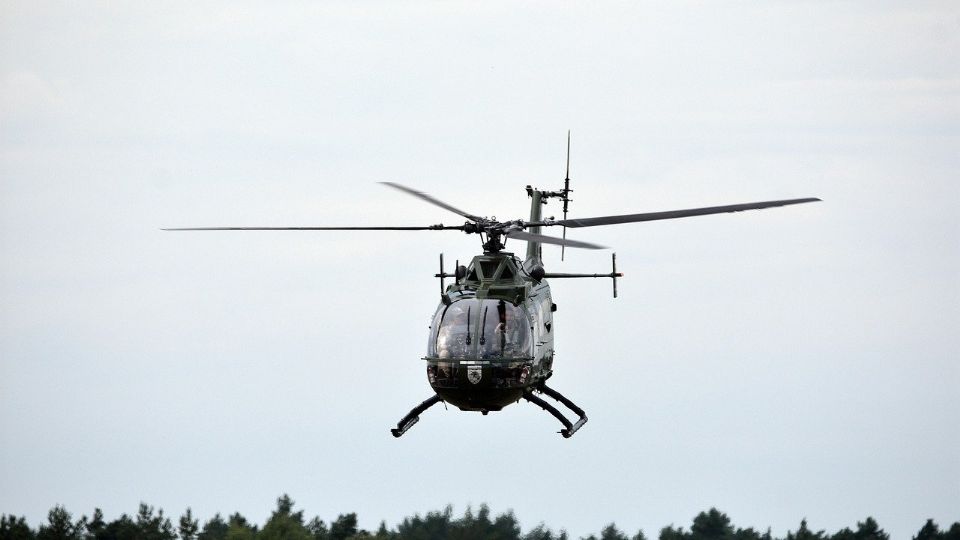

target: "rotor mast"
[524,188,545,268]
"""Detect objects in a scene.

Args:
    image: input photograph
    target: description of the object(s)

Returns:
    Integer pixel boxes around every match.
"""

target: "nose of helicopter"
[426,360,531,411]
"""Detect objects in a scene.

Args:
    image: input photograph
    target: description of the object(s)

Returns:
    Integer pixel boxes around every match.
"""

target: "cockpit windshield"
[478,299,529,359]
[428,298,531,360]
[431,301,473,359]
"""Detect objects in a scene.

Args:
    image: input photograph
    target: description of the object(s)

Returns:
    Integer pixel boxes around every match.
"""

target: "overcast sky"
[1,2,958,538]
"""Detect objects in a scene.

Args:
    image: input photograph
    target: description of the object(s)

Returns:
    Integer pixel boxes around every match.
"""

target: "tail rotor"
[561,131,573,261]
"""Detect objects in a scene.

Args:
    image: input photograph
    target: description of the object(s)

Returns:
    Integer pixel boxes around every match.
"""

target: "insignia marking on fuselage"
[467,365,483,384]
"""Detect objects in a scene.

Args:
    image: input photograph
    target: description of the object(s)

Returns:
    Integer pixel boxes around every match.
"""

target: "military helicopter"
[165,135,820,438]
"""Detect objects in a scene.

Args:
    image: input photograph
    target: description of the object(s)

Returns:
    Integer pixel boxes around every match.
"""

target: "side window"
[540,297,553,333]
[465,264,479,282]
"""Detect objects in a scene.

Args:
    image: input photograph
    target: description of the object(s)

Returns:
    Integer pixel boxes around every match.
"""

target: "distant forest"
[2,496,958,540]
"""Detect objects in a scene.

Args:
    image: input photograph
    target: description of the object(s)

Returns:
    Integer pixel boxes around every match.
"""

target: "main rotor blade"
[543,197,821,228]
[506,230,606,250]
[162,225,465,231]
[380,182,484,222]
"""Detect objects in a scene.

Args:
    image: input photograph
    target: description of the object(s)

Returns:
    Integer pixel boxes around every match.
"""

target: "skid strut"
[523,383,588,438]
[391,394,443,438]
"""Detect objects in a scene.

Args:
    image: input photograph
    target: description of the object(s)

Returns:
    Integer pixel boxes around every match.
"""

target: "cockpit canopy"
[427,297,532,360]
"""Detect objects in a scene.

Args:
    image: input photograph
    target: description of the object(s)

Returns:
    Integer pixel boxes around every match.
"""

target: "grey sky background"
[1,1,958,538]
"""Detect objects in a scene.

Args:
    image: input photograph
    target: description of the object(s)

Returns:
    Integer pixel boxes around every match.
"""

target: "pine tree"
[523,524,554,540]
[306,517,329,540]
[852,518,888,540]
[659,525,687,540]
[490,510,521,540]
[328,514,357,540]
[259,495,311,540]
[198,514,228,540]
[37,506,82,540]
[84,510,105,540]
[830,527,855,540]
[1,515,36,540]
[100,514,138,540]
[788,520,825,540]
[179,509,199,540]
[372,521,394,540]
[223,515,254,540]
[599,523,629,540]
[913,519,939,540]
[690,509,733,540]
[135,504,175,540]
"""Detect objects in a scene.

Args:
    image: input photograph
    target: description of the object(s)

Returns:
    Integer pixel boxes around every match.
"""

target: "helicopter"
[165,135,820,438]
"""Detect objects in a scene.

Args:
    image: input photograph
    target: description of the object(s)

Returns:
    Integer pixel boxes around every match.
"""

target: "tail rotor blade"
[561,130,573,261]
[561,226,567,261]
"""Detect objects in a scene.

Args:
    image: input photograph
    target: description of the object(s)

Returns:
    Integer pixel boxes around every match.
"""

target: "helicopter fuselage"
[424,253,555,412]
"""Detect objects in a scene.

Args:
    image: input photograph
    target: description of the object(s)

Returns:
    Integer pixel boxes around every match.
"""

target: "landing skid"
[523,383,588,438]
[391,394,443,438]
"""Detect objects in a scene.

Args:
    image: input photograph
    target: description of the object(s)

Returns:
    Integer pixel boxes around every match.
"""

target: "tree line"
[2,496,957,540]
